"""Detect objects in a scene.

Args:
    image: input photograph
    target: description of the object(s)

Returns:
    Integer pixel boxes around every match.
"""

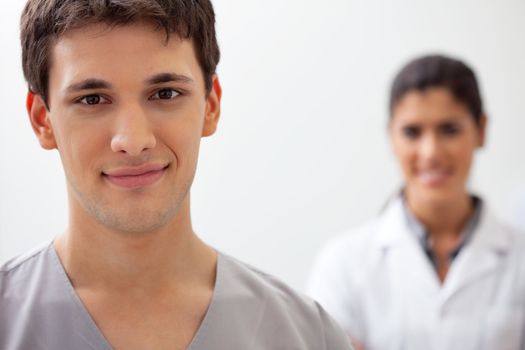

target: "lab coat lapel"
[373,199,441,296]
[440,208,512,303]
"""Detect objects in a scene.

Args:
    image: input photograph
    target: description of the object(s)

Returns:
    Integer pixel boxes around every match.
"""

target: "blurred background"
[1,0,524,292]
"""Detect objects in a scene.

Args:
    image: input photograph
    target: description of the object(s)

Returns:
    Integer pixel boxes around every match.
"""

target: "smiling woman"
[308,54,525,350]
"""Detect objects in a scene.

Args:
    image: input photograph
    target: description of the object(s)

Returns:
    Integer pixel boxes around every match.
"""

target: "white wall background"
[1,0,524,292]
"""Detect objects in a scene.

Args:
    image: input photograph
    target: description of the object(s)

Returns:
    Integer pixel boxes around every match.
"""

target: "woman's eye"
[402,126,420,139]
[78,94,109,105]
[151,89,180,100]
[440,123,461,136]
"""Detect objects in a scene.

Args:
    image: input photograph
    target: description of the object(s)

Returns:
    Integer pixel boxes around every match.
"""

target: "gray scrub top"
[0,242,352,350]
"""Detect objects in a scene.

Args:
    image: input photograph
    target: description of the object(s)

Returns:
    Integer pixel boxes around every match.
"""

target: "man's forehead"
[49,22,200,90]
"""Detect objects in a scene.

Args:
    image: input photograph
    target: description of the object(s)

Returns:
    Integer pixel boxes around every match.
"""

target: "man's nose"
[110,103,156,156]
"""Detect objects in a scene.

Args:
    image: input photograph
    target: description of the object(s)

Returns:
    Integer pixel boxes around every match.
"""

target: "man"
[0,1,352,349]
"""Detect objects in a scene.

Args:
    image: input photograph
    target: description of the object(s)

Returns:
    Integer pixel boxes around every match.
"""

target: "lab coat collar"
[464,204,512,253]
[372,197,412,249]
[371,196,514,302]
[372,197,442,293]
[372,196,512,254]
[440,204,513,302]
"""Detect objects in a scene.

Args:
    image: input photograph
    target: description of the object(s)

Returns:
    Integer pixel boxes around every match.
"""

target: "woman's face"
[389,87,486,204]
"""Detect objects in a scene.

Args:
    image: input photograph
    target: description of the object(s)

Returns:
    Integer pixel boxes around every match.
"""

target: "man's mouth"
[103,163,169,189]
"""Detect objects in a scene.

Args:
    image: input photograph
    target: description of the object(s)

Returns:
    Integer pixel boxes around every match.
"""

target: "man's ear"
[477,114,488,148]
[202,75,222,137]
[27,92,57,150]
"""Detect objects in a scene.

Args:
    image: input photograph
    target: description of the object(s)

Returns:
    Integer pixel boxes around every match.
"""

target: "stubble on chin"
[69,176,194,236]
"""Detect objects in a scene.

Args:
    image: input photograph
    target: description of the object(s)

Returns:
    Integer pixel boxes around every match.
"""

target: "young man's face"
[29,22,221,234]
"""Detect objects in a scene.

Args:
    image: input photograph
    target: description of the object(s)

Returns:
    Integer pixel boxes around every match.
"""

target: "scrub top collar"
[49,243,223,350]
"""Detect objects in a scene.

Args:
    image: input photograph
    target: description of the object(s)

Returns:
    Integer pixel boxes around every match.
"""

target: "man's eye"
[402,126,420,139]
[151,89,180,100]
[79,94,108,105]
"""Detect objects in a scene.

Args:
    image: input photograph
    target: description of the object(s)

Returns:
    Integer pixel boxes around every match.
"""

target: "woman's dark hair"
[389,54,484,125]
[21,0,220,108]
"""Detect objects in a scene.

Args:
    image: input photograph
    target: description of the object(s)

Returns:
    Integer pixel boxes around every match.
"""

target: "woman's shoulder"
[323,221,381,254]
[470,202,525,264]
[321,198,406,257]
[478,202,525,238]
[311,217,394,281]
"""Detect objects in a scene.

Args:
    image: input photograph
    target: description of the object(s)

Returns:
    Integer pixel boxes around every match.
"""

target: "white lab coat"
[308,197,525,350]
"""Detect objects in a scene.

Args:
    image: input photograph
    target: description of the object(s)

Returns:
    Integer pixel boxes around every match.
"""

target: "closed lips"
[104,164,169,177]
[103,164,169,189]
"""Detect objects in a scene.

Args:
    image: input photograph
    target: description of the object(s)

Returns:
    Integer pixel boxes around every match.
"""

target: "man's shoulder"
[220,252,319,308]
[0,241,55,304]
[0,241,52,277]
[213,253,353,349]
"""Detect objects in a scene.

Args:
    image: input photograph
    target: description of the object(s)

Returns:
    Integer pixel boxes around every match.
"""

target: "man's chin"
[91,207,176,235]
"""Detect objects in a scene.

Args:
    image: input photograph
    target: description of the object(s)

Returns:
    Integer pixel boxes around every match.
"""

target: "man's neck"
[55,199,216,294]
[54,196,217,349]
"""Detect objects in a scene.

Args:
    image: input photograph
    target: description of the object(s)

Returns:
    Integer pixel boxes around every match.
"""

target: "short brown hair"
[20,0,220,107]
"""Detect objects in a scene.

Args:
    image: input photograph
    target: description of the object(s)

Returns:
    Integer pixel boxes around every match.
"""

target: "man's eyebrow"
[66,79,112,93]
[146,72,194,85]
